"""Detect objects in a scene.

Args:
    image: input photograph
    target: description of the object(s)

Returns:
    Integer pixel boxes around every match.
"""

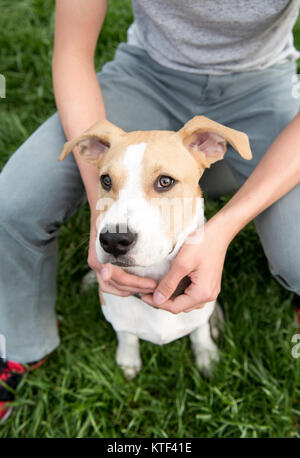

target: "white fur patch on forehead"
[122,143,147,194]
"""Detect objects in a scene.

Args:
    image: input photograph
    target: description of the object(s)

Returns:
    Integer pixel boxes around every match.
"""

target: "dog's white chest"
[101,292,215,345]
[100,254,215,345]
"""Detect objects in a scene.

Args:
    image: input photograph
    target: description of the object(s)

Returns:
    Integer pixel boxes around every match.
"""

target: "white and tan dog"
[59,116,252,379]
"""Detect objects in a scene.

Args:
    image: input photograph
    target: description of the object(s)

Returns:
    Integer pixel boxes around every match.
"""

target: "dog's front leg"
[116,331,142,380]
[190,320,219,378]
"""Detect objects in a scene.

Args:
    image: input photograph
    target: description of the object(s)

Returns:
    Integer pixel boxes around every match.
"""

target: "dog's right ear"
[59,119,125,167]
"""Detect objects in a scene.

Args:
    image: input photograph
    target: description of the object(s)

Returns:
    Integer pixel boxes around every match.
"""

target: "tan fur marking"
[58,119,125,162]
[138,133,203,246]
[179,116,252,161]
[99,289,106,306]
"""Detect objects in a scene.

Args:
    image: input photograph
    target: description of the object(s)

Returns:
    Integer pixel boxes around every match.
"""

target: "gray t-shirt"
[127,0,300,74]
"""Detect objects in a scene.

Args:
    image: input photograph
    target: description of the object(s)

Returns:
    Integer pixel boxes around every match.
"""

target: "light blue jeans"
[0,43,299,363]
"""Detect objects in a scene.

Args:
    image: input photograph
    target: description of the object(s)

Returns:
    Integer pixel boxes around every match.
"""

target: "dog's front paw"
[116,343,142,380]
[119,364,142,380]
[192,343,219,378]
[209,301,225,341]
[81,270,97,291]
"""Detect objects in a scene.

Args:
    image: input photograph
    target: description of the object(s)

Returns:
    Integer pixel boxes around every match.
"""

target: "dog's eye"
[155,175,175,192]
[100,174,112,191]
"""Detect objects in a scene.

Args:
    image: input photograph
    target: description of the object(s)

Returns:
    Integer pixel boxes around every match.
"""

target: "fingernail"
[101,267,109,281]
[153,291,166,305]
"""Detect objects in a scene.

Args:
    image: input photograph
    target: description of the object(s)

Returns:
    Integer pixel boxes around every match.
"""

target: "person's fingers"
[142,283,210,314]
[96,272,132,297]
[183,277,220,306]
[96,270,155,296]
[100,263,157,290]
[152,259,189,305]
[165,281,217,313]
[183,304,207,313]
[109,278,154,295]
[99,263,113,281]
[141,294,162,308]
[143,294,197,313]
[99,282,132,297]
[141,293,189,312]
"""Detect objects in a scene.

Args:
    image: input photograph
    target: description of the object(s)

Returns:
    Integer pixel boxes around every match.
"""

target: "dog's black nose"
[99,225,137,257]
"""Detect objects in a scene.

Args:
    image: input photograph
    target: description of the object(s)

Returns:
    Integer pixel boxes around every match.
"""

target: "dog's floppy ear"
[59,119,125,167]
[178,116,252,168]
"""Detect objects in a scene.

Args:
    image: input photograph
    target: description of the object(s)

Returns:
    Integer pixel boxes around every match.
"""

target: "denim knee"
[0,178,61,250]
[269,261,300,295]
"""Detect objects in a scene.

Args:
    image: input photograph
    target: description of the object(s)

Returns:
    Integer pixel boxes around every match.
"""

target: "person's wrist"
[205,210,237,247]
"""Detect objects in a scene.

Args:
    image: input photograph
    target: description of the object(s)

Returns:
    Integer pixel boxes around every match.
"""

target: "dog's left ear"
[178,116,252,168]
[59,119,125,167]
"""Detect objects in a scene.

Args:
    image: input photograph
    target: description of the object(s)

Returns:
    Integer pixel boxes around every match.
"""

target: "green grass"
[0,0,300,438]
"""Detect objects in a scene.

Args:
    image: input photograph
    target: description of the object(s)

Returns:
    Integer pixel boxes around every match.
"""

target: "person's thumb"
[100,263,113,281]
[153,262,186,305]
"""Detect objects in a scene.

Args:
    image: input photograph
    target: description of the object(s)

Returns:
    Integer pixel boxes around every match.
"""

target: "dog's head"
[60,116,251,268]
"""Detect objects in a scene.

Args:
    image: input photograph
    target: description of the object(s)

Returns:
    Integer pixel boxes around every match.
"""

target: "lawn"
[0,0,299,438]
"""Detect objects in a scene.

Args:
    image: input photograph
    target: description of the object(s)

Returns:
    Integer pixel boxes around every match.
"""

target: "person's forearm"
[53,55,105,140]
[52,54,105,210]
[52,0,108,211]
[210,112,300,241]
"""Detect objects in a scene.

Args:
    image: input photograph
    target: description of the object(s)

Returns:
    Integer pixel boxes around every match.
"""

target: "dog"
[59,116,252,379]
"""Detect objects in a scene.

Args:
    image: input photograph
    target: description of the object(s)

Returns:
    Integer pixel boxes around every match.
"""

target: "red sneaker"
[0,358,45,424]
[292,294,300,332]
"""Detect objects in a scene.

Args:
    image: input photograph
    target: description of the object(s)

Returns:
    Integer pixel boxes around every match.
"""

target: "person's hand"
[141,218,231,313]
[88,213,157,297]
